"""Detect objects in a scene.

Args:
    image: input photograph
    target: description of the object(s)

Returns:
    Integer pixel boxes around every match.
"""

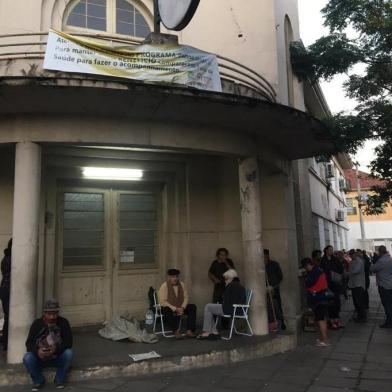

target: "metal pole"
[356,164,366,241]
[153,0,161,33]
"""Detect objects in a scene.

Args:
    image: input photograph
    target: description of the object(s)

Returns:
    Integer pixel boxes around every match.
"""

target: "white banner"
[44,30,222,92]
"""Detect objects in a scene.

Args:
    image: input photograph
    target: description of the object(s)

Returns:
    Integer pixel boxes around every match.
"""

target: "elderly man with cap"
[158,269,197,338]
[23,299,73,391]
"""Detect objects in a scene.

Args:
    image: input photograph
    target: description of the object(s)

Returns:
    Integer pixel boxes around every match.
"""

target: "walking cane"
[266,271,278,330]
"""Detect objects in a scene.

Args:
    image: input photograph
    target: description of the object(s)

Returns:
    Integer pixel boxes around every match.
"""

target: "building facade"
[1,0,339,363]
[345,169,392,252]
[308,155,350,252]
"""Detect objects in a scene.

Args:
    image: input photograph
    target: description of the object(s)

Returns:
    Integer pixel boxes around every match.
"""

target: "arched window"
[65,0,151,38]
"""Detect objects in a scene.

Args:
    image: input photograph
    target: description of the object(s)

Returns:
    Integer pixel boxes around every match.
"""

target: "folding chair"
[152,290,182,337]
[215,288,254,340]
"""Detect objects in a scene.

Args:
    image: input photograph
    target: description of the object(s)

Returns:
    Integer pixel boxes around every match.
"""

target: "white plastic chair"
[215,288,254,340]
[153,290,182,337]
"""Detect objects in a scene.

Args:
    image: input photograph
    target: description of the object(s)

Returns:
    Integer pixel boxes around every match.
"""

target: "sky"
[298,0,379,172]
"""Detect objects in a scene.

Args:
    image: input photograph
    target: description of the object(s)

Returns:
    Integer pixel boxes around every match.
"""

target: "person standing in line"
[311,250,322,267]
[321,245,344,329]
[301,258,330,347]
[348,249,367,323]
[208,248,235,303]
[264,249,286,330]
[370,245,392,328]
[0,238,11,351]
[362,250,371,309]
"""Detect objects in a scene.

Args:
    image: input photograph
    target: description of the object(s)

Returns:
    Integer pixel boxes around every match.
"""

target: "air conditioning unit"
[336,209,345,222]
[325,163,335,179]
[339,178,351,192]
[315,155,330,163]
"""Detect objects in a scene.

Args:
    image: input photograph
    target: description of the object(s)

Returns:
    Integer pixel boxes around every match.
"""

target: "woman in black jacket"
[198,269,246,339]
[0,238,12,351]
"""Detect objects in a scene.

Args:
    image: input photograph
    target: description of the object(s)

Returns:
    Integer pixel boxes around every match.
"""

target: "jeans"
[23,348,74,385]
[202,303,224,333]
[379,286,392,325]
[161,304,197,332]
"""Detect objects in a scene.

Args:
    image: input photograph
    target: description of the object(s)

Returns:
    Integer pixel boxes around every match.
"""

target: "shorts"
[313,303,328,321]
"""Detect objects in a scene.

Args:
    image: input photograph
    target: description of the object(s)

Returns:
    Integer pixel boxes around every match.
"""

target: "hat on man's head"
[43,299,60,312]
[167,268,180,276]
[264,249,270,255]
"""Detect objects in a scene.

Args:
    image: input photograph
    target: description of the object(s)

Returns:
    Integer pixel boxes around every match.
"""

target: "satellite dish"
[158,0,200,31]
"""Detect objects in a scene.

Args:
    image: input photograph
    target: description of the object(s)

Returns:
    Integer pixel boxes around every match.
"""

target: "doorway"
[55,185,160,326]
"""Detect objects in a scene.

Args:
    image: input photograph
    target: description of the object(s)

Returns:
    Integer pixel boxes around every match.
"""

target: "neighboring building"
[345,169,392,251]
[300,85,351,255]
[307,155,351,252]
[0,0,339,363]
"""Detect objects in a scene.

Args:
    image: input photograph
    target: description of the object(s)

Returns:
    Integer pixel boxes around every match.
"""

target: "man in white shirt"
[158,269,197,338]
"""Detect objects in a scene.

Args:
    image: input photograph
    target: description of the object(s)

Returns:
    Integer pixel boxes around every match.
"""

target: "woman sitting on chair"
[197,269,246,340]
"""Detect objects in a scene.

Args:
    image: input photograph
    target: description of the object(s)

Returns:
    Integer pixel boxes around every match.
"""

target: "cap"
[43,299,60,312]
[167,268,180,276]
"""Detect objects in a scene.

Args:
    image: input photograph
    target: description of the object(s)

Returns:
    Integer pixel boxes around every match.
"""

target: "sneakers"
[32,385,44,392]
[315,339,331,347]
[55,384,65,390]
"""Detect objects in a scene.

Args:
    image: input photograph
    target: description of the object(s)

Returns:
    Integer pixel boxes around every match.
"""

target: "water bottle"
[145,309,154,333]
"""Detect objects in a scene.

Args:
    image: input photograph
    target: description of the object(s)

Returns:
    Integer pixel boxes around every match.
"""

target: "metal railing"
[0,32,277,102]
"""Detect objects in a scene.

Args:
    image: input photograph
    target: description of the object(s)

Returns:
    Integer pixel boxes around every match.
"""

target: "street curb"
[0,334,296,386]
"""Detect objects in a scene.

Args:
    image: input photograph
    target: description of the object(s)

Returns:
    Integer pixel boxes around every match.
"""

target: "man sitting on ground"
[23,299,73,391]
[158,269,197,338]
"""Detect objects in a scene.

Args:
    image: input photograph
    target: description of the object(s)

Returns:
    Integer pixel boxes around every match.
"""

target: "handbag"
[330,271,343,284]
[312,288,335,305]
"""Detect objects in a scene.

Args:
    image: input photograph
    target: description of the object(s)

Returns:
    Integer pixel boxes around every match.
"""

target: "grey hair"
[223,269,238,280]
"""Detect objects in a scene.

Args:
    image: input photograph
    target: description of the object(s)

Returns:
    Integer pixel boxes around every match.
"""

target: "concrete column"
[7,142,41,364]
[260,170,302,330]
[239,157,268,335]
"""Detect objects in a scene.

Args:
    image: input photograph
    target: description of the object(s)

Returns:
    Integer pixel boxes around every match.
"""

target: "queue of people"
[16,245,283,391]
[6,239,392,387]
[301,244,392,348]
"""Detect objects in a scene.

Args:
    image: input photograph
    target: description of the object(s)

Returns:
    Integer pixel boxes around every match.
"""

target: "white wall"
[348,221,392,248]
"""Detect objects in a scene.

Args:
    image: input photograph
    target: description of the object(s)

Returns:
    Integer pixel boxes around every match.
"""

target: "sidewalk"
[2,278,391,392]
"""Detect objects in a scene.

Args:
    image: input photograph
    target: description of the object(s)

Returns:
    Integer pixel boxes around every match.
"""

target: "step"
[0,333,296,387]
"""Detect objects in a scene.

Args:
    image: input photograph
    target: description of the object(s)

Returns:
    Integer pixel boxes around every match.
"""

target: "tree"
[291,0,392,214]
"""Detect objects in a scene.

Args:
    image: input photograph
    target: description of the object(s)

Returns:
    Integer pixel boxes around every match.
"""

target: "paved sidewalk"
[3,279,391,392]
